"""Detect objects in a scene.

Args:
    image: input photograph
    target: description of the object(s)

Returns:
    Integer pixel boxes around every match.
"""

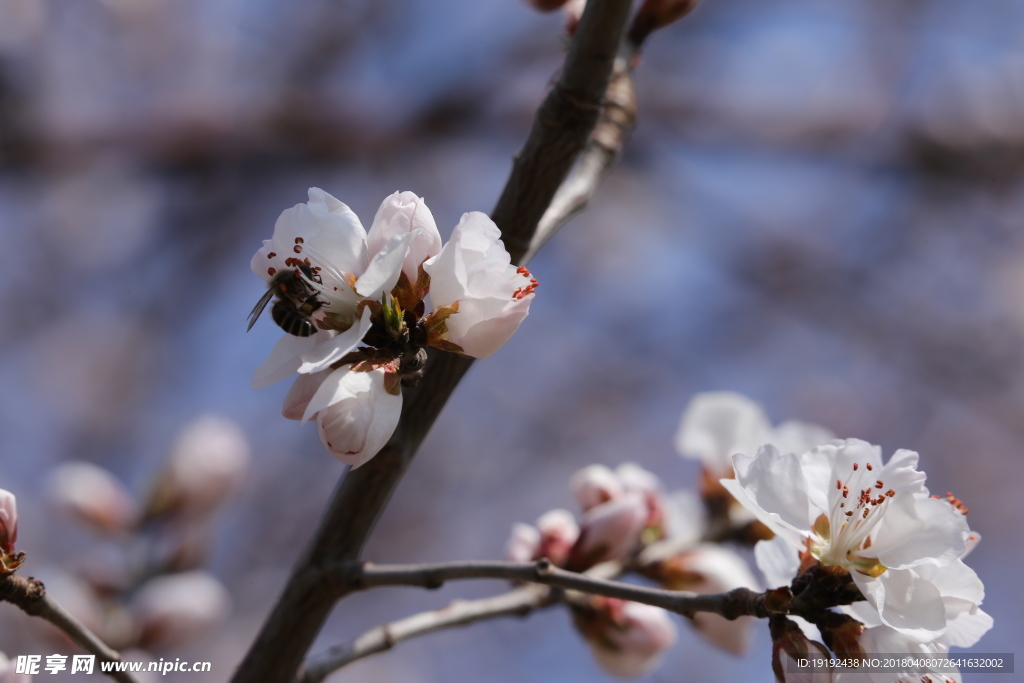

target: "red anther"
[866,463,874,471]
[842,486,849,498]
[268,267,276,276]
[268,252,276,258]
[862,509,870,518]
[875,497,885,506]
[516,266,530,275]
[846,510,854,517]
[836,479,842,490]
[886,489,895,497]
[853,463,859,471]
[295,237,304,244]
[293,245,303,253]
[875,481,884,489]
[303,257,311,265]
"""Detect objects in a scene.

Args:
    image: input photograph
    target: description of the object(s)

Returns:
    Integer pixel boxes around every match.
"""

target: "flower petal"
[354,232,417,299]
[296,306,373,375]
[252,332,324,389]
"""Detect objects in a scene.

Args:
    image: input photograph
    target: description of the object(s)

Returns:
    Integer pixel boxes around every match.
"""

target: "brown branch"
[0,574,138,683]
[229,3,634,682]
[297,585,556,683]
[524,42,638,264]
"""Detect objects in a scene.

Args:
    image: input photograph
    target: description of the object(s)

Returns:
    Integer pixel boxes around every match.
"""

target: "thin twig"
[0,574,138,683]
[327,559,771,621]
[298,585,556,683]
[230,3,634,682]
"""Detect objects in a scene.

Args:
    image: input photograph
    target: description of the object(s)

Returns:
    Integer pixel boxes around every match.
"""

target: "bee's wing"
[247,286,277,332]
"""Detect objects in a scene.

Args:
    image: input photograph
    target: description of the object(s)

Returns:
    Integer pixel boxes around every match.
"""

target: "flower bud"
[569,493,647,569]
[616,463,667,540]
[628,0,702,45]
[48,462,138,533]
[504,523,540,563]
[132,571,230,650]
[574,597,677,678]
[535,509,580,566]
[570,465,624,511]
[146,415,250,519]
[0,489,17,554]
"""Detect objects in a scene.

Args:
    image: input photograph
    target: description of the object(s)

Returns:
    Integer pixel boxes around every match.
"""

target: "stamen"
[293,245,303,253]
[875,480,884,489]
[866,463,874,471]
[836,480,842,490]
[853,463,859,471]
[268,267,276,276]
[295,237,304,244]
[268,252,276,258]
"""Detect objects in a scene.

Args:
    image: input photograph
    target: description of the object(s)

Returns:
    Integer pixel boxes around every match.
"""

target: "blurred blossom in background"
[1,0,1023,681]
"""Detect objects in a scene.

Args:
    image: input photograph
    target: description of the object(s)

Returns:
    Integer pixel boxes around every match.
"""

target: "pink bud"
[0,489,17,554]
[535,509,580,566]
[147,416,250,518]
[504,523,540,563]
[578,598,677,677]
[570,465,624,511]
[616,463,668,536]
[569,493,647,569]
[132,571,231,650]
[48,463,138,533]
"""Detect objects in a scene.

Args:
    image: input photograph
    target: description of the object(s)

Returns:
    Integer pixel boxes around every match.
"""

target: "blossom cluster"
[500,392,991,682]
[250,190,535,467]
[504,460,759,676]
[40,416,246,652]
[681,393,990,683]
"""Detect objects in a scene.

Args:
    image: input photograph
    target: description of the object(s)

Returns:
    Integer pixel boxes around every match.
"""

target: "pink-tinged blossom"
[727,439,981,642]
[147,416,250,518]
[0,489,17,555]
[571,465,625,511]
[535,509,580,566]
[576,598,677,678]
[48,462,138,533]
[569,493,648,569]
[503,510,580,566]
[422,212,535,358]
[132,571,231,651]
[504,523,540,564]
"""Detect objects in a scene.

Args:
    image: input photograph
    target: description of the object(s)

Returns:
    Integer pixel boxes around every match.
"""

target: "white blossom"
[675,391,833,476]
[422,212,535,358]
[729,439,982,642]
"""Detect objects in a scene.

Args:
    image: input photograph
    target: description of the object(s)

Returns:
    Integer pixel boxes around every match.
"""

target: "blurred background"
[1,0,1022,680]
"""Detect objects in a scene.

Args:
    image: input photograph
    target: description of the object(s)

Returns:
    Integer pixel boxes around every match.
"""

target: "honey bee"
[247,263,324,337]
